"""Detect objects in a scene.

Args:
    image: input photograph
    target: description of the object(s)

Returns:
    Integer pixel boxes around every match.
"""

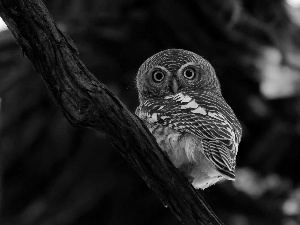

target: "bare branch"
[0,0,224,224]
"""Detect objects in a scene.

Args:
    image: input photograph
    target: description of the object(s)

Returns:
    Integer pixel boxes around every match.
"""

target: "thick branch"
[0,1,224,224]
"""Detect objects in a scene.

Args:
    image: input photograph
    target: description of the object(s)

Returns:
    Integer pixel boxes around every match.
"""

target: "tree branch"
[0,1,224,224]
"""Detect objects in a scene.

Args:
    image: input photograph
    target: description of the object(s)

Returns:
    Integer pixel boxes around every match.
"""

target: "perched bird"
[135,49,242,189]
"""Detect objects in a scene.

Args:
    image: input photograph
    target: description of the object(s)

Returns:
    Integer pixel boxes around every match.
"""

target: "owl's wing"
[136,90,242,180]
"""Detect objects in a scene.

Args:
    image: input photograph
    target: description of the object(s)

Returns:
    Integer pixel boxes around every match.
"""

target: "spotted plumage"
[135,49,242,189]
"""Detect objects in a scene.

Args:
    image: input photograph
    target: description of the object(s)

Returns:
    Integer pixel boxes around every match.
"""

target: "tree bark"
[0,1,224,224]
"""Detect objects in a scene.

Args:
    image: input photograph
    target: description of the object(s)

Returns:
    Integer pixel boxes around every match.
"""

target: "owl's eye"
[152,70,165,82]
[183,68,196,80]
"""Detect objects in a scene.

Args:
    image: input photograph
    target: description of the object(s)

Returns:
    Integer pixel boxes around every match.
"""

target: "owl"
[135,49,242,189]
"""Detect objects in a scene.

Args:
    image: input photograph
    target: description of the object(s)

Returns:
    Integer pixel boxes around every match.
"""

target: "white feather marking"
[207,112,218,118]
[173,93,184,101]
[158,106,164,110]
[180,95,192,103]
[191,106,207,115]
[148,113,158,123]
[164,93,192,103]
[173,93,192,102]
[180,99,199,109]
[208,112,225,120]
[161,116,170,120]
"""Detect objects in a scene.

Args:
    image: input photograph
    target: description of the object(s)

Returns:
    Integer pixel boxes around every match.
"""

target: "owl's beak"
[171,79,179,94]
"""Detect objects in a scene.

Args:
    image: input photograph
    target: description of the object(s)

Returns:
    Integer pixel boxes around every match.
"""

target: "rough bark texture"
[0,0,224,225]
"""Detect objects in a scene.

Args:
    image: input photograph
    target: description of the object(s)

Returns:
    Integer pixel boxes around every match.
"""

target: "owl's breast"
[146,122,214,167]
[146,123,188,167]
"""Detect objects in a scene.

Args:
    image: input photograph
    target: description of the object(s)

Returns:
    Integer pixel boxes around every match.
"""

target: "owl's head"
[136,49,221,101]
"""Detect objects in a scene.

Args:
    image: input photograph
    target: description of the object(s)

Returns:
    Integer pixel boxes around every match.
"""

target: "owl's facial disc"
[136,49,222,100]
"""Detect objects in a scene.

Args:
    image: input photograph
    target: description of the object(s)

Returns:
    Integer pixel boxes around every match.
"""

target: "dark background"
[1,0,300,224]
